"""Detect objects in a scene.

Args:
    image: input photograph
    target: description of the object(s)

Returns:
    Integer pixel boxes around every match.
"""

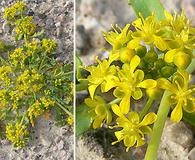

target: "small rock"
[188,147,195,160]
[57,140,64,150]
[2,22,9,33]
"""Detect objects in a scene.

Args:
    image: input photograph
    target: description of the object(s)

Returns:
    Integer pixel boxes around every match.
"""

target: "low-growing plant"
[0,2,73,147]
[76,0,195,159]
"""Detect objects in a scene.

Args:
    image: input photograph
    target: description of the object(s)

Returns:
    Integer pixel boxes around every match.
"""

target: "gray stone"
[188,147,195,160]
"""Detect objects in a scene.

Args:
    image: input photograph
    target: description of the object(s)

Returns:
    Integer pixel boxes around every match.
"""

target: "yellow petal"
[130,55,140,74]
[88,84,99,99]
[164,10,173,21]
[164,49,177,63]
[95,105,106,115]
[136,135,145,147]
[93,115,105,129]
[120,94,131,114]
[157,78,178,93]
[154,36,167,51]
[139,126,152,135]
[137,79,157,89]
[171,101,183,123]
[134,69,144,83]
[139,112,157,126]
[183,100,195,113]
[124,136,136,151]
[112,104,122,117]
[127,38,141,49]
[128,112,140,124]
[106,110,112,124]
[132,88,143,100]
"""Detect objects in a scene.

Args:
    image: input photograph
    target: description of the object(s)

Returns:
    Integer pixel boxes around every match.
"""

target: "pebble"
[57,140,64,150]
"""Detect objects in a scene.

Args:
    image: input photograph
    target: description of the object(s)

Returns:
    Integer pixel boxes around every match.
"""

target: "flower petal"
[128,112,140,124]
[139,126,152,135]
[130,55,140,74]
[112,104,122,117]
[106,110,112,124]
[120,94,131,114]
[164,49,177,63]
[132,88,143,100]
[137,79,157,89]
[154,36,167,51]
[124,136,136,152]
[183,100,195,113]
[95,105,106,115]
[93,115,105,129]
[157,78,178,93]
[88,84,99,99]
[134,69,144,83]
[136,135,145,147]
[113,87,125,98]
[171,100,183,123]
[139,112,157,126]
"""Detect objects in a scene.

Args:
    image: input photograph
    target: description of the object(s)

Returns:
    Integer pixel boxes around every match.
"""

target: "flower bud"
[119,48,135,63]
[146,87,163,100]
[173,51,191,69]
[136,46,147,57]
[145,50,158,62]
[161,66,176,78]
[154,58,165,69]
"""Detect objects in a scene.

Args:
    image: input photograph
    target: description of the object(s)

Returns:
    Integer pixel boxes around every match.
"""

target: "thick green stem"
[140,98,153,119]
[144,91,171,160]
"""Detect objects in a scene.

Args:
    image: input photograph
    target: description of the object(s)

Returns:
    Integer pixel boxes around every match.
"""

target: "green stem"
[109,98,122,105]
[144,91,171,160]
[140,98,154,119]
[55,101,73,116]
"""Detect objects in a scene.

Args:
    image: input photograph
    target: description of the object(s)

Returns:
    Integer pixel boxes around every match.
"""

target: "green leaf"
[183,111,195,126]
[129,0,165,20]
[76,104,91,136]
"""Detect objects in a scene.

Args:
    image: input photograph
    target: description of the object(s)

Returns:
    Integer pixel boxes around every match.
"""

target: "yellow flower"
[0,66,12,87]
[40,97,55,108]
[6,122,29,148]
[3,2,26,20]
[9,48,26,67]
[67,115,74,126]
[103,24,132,50]
[28,97,55,127]
[129,14,167,51]
[157,70,195,122]
[111,104,157,151]
[0,89,8,108]
[42,38,57,53]
[85,57,119,99]
[15,16,36,36]
[85,96,112,129]
[113,55,157,114]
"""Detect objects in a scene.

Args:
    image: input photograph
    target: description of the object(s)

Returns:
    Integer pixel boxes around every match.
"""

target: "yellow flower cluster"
[16,69,43,94]
[42,38,57,53]
[6,122,29,148]
[0,89,8,108]
[158,70,195,122]
[0,66,12,87]
[15,16,36,36]
[83,10,195,151]
[9,48,26,67]
[28,97,55,127]
[67,115,74,126]
[3,2,26,20]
